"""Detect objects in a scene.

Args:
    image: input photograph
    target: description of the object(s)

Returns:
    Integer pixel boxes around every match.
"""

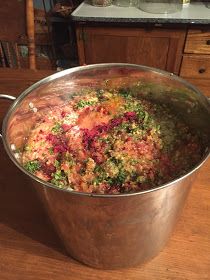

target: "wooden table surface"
[0,73,209,279]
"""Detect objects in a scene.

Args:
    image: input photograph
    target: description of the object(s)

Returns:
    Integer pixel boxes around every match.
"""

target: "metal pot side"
[34,170,197,269]
[1,64,210,269]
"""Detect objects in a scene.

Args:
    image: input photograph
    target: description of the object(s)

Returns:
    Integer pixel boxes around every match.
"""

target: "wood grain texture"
[26,0,36,70]
[76,26,86,66]
[0,68,54,81]
[180,28,210,97]
[0,0,25,41]
[180,54,210,79]
[76,26,186,74]
[0,68,54,123]
[0,77,209,279]
[181,77,210,97]
[185,29,210,54]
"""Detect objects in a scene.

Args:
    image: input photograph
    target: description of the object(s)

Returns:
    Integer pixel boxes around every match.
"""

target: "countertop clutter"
[71,1,210,24]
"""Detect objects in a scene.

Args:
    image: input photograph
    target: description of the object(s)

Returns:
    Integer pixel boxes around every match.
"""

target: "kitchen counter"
[71,1,210,24]
[0,79,210,279]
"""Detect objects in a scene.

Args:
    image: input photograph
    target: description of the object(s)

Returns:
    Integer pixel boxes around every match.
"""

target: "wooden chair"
[0,0,35,70]
[0,0,55,127]
[0,0,55,97]
[26,0,36,70]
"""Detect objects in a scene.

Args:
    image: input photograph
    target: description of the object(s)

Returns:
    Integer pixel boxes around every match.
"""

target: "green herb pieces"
[49,147,54,155]
[51,170,67,186]
[24,160,41,173]
[54,160,60,168]
[76,99,97,109]
[52,123,62,134]
[108,169,128,186]
[118,88,131,98]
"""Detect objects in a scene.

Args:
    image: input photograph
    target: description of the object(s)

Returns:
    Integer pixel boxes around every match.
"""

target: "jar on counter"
[182,0,190,4]
[114,0,132,7]
[91,0,112,6]
[138,0,183,14]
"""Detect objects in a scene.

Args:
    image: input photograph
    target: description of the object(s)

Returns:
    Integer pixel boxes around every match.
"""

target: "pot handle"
[0,94,16,138]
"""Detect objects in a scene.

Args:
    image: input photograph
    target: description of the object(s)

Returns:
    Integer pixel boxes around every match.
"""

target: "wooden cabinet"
[184,29,210,54]
[180,55,210,78]
[75,25,210,97]
[180,29,210,97]
[76,26,186,74]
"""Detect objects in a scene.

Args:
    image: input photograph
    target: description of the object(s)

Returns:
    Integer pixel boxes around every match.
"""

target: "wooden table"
[0,76,209,279]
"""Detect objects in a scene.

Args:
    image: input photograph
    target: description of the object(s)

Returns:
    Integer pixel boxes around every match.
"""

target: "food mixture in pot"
[21,88,202,194]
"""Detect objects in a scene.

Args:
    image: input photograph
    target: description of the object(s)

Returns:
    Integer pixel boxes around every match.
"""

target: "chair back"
[0,0,36,70]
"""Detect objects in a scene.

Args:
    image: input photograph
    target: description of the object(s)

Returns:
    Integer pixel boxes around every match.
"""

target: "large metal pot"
[1,64,209,269]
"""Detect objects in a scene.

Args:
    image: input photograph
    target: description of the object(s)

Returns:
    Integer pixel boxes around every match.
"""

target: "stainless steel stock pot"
[0,64,209,269]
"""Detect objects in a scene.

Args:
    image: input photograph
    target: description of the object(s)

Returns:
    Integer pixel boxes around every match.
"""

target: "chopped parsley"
[118,88,131,98]
[76,99,97,109]
[24,160,40,173]
[51,170,67,186]
[107,169,128,186]
[52,123,62,133]
[98,137,110,143]
[54,160,60,168]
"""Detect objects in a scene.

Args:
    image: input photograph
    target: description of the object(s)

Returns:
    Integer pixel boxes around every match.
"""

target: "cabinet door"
[76,26,186,74]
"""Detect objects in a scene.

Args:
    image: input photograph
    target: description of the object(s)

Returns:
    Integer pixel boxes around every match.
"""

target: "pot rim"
[2,63,210,198]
